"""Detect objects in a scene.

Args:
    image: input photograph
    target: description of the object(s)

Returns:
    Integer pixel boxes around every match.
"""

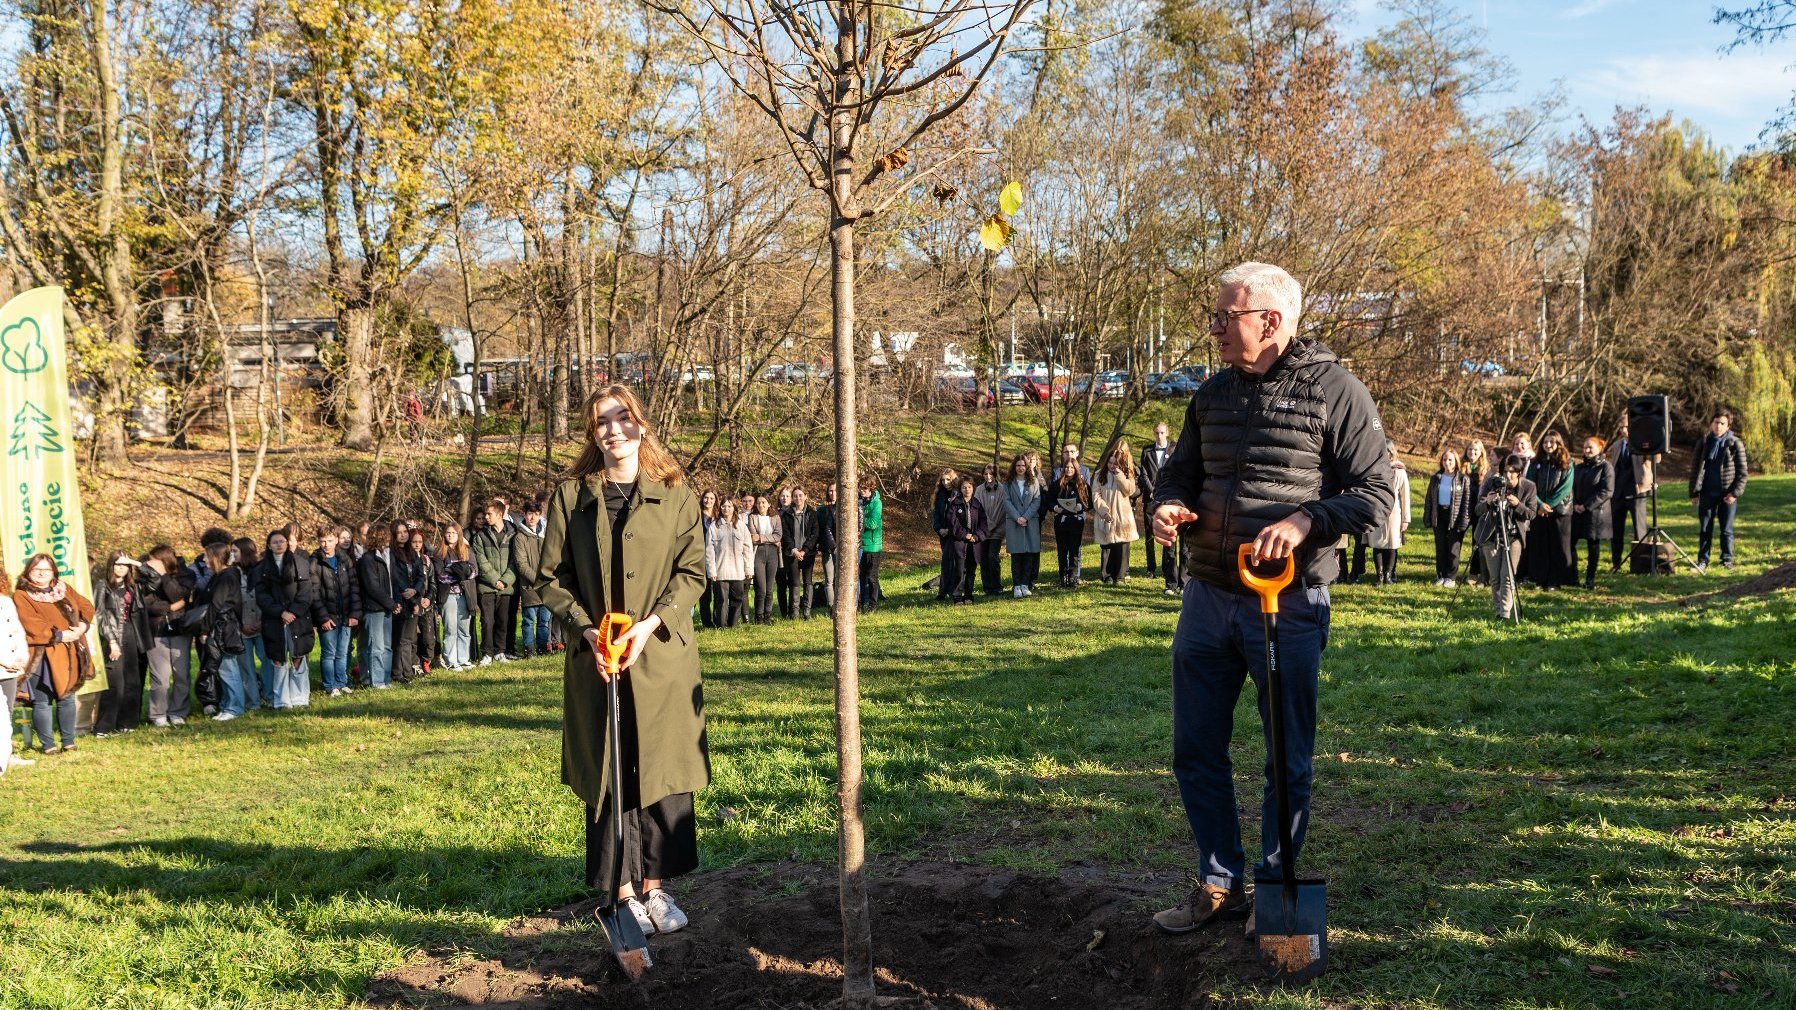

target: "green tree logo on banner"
[1,317,50,375]
[9,402,63,459]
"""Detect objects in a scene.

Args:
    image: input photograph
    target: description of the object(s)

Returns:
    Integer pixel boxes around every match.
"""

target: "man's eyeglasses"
[1209,307,1272,328]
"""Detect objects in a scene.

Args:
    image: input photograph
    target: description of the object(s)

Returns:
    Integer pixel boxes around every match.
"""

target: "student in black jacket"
[1688,409,1749,571]
[1474,455,1540,620]
[1044,447,1091,588]
[1571,436,1614,589]
[197,541,247,719]
[356,526,402,689]
[1422,448,1474,586]
[254,529,320,709]
[392,524,433,681]
[931,469,958,600]
[946,477,987,602]
[817,485,839,612]
[1138,422,1177,586]
[781,486,823,619]
[92,551,151,735]
[140,545,197,727]
[313,527,361,697]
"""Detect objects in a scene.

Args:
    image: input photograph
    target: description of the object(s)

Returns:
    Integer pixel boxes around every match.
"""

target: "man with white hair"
[1149,262,1393,935]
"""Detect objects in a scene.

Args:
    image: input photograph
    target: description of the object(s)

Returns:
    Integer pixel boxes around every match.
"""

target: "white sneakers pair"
[1011,584,1032,598]
[1432,578,1457,587]
[623,888,689,935]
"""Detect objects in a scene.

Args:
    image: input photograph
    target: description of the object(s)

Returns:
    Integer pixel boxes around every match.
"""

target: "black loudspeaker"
[1628,395,1670,455]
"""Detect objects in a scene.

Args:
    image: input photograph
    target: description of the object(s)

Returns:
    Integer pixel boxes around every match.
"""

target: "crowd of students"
[0,408,1752,769]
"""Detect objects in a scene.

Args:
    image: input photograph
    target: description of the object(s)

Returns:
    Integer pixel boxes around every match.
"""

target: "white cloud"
[1576,51,1791,119]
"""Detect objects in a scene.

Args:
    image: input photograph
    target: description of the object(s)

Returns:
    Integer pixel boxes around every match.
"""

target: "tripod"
[1637,482,1694,576]
[1455,494,1523,623]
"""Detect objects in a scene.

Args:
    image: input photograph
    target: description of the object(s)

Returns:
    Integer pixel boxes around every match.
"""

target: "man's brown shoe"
[1152,882,1249,935]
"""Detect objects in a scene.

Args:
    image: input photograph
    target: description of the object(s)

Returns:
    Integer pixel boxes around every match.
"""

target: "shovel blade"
[1251,878,1327,982]
[596,903,654,980]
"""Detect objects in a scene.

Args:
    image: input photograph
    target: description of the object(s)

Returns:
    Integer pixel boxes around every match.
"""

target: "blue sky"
[1343,1,1793,154]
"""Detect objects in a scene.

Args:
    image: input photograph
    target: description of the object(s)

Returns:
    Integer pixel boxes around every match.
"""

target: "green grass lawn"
[3,475,1793,1009]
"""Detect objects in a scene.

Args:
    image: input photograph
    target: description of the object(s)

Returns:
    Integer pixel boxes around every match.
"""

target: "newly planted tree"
[645,1,1040,1003]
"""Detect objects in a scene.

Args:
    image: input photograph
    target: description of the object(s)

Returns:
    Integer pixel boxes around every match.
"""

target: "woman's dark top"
[94,580,149,653]
[143,565,197,636]
[605,479,637,613]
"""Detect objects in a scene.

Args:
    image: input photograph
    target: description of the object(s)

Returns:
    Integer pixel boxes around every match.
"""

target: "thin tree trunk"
[453,222,483,523]
[829,7,873,1004]
[364,435,388,514]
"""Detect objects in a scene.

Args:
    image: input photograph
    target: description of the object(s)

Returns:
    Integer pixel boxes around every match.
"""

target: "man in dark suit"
[1688,409,1749,571]
[1139,421,1178,594]
[781,487,823,619]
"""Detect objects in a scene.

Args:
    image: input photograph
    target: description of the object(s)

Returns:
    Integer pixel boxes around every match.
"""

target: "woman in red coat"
[14,553,96,755]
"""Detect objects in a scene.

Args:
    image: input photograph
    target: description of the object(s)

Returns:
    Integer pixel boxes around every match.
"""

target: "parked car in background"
[1152,371,1203,398]
[1095,370,1129,398]
[939,376,1026,408]
[1017,371,1068,402]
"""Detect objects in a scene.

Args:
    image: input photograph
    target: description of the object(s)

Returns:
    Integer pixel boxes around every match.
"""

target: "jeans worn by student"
[362,611,394,687]
[318,624,352,692]
[439,594,472,668]
[1171,579,1330,889]
[216,652,246,717]
[518,603,550,653]
[145,634,192,724]
[238,633,268,708]
[1696,494,1737,567]
[32,692,77,750]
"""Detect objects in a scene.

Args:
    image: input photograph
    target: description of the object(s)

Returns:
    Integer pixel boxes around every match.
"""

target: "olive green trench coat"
[535,474,709,812]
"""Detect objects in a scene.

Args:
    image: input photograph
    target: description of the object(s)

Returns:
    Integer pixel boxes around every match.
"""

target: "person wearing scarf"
[13,554,96,755]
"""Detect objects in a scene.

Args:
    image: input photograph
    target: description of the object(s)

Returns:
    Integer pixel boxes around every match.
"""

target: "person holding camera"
[1149,262,1392,934]
[1473,456,1541,621]
[1688,409,1748,572]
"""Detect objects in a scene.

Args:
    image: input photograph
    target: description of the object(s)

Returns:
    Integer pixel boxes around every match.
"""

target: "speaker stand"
[1639,483,1695,576]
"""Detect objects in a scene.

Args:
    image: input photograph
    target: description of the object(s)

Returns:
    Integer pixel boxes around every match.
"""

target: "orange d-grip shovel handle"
[596,612,634,677]
[1237,543,1294,614]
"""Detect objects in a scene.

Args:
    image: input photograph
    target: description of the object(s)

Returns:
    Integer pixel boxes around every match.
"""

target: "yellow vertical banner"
[0,286,100,694]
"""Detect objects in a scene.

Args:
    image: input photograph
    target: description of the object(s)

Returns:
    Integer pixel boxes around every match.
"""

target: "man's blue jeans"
[318,624,351,692]
[1171,578,1330,889]
[519,604,550,653]
[1697,494,1737,566]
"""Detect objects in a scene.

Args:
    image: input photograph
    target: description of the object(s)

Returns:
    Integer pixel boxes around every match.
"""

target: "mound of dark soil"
[365,861,1269,1009]
[1679,559,1796,606]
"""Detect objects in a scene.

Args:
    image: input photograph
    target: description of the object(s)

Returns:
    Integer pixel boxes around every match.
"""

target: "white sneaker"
[169,716,187,726]
[212,711,237,722]
[7,755,35,768]
[644,888,689,933]
[624,894,655,934]
[374,683,392,690]
[1164,587,1180,597]
[1442,579,1456,588]
[1021,585,1032,597]
[1013,585,1024,598]
[478,656,493,667]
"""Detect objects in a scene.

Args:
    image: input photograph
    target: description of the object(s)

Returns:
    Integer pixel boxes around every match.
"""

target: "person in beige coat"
[704,499,754,628]
[1368,440,1411,584]
[1094,440,1140,585]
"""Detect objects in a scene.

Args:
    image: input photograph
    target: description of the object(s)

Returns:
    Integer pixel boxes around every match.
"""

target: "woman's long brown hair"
[564,384,684,485]
[1540,429,1572,468]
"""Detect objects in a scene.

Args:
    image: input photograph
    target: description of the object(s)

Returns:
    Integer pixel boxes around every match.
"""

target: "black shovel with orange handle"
[1237,543,1328,982]
[592,611,653,980]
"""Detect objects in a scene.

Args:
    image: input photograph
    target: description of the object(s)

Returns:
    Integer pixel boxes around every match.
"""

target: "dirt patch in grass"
[1678,559,1796,606]
[365,860,1272,1009]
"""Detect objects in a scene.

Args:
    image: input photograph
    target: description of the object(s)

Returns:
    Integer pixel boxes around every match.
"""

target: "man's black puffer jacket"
[1154,338,1394,590]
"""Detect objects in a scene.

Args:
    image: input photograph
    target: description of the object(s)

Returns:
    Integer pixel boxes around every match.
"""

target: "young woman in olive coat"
[536,384,707,937]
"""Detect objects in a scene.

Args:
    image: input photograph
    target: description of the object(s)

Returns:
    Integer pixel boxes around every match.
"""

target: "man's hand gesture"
[1152,504,1195,546]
